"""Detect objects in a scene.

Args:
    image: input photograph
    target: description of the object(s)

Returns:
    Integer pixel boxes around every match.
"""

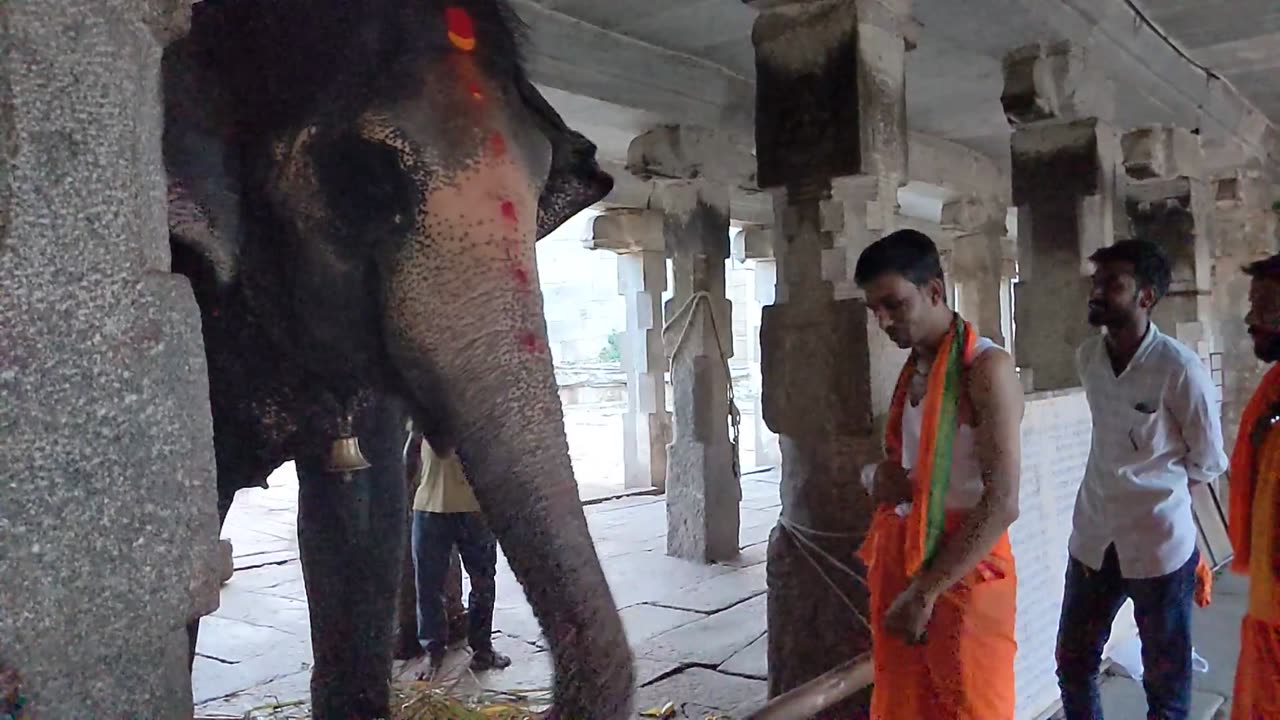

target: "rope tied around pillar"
[776,517,871,634]
[663,289,743,492]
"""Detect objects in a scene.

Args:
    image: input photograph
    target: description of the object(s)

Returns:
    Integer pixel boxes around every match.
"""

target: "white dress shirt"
[1070,322,1228,578]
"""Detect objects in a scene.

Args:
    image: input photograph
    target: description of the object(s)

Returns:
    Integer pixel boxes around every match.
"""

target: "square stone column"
[1004,41,1121,391]
[1210,168,1279,446]
[0,2,220,717]
[734,226,782,469]
[1121,127,1215,349]
[590,210,673,492]
[660,181,739,562]
[944,196,1011,347]
[752,0,910,709]
[629,126,754,562]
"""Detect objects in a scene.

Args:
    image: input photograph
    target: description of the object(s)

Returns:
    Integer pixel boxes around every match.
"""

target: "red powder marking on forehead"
[468,82,484,100]
[500,200,518,222]
[517,332,542,354]
[446,7,477,51]
[488,132,506,157]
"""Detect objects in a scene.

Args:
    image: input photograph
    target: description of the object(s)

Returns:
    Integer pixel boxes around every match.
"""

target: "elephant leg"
[297,405,409,720]
[445,547,467,646]
[187,489,239,670]
[394,471,423,660]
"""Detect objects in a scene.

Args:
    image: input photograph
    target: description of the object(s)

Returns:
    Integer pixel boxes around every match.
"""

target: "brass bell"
[326,411,371,480]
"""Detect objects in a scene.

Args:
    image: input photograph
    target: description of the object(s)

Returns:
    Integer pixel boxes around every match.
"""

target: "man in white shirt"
[1056,239,1228,720]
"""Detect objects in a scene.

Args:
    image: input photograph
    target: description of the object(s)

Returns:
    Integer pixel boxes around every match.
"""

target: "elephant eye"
[312,133,418,243]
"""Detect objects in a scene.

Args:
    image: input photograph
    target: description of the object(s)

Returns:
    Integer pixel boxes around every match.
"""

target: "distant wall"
[1011,389,1138,720]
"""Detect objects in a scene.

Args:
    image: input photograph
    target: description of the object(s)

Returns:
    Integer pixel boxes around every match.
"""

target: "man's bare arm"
[912,349,1023,599]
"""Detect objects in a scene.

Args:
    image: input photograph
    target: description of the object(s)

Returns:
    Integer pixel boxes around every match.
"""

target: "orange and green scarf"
[885,314,978,575]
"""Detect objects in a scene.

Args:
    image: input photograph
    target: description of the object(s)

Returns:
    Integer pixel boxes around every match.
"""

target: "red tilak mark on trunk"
[500,200,518,223]
[488,132,506,157]
[467,82,484,100]
[517,332,542,354]
[445,7,476,51]
[511,265,530,289]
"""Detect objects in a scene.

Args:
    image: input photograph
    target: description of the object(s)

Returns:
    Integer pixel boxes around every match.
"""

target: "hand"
[873,461,913,507]
[883,582,937,645]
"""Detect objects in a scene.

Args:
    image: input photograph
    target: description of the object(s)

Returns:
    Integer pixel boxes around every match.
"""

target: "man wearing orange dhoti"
[854,229,1024,719]
[1228,253,1280,719]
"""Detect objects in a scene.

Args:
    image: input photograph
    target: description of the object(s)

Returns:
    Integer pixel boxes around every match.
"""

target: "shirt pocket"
[1121,401,1164,459]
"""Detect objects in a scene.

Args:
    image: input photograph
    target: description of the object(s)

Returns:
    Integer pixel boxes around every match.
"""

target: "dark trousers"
[411,511,498,654]
[1056,545,1199,720]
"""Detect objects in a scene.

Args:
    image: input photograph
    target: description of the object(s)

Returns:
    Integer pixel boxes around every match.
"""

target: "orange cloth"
[861,511,1017,720]
[1195,554,1213,608]
[1230,366,1280,720]
[1228,363,1280,574]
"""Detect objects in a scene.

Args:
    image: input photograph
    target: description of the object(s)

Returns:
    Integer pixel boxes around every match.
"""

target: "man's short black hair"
[854,229,944,287]
[1088,239,1172,302]
[1243,253,1280,281]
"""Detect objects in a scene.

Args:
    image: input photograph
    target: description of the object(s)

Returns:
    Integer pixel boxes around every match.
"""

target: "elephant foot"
[393,632,423,661]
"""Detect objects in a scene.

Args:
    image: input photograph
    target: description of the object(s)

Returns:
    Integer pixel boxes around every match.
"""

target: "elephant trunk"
[378,134,633,718]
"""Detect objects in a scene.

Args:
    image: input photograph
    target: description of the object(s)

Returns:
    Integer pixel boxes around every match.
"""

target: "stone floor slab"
[633,667,768,719]
[1193,572,1248,700]
[620,603,704,644]
[650,562,767,614]
[719,632,768,680]
[1097,677,1224,720]
[636,594,768,666]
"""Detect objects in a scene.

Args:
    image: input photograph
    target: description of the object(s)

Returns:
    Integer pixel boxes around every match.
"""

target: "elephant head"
[164,0,631,716]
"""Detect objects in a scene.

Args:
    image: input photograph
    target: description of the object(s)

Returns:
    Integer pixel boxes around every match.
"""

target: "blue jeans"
[1056,544,1199,720]
[411,511,498,654]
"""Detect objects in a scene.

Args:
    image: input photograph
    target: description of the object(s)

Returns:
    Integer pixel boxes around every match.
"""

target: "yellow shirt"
[412,444,481,514]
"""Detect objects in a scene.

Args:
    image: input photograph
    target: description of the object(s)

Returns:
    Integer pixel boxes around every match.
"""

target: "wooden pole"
[744,654,873,720]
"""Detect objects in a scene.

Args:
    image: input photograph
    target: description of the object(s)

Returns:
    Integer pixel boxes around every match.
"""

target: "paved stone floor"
[193,466,781,719]
[194,457,1247,720]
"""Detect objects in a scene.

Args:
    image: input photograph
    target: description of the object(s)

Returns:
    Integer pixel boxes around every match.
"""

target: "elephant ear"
[163,36,245,288]
[515,77,614,239]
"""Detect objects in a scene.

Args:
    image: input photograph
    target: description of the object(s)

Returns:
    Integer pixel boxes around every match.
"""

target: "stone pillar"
[1122,126,1214,344]
[1211,167,1279,446]
[629,126,752,562]
[0,2,221,717]
[752,0,910,709]
[734,226,782,469]
[1004,41,1121,391]
[945,196,1010,346]
[590,210,672,491]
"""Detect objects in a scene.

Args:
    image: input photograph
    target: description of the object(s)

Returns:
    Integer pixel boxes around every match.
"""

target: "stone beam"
[628,125,758,186]
[907,131,1010,205]
[587,208,665,253]
[597,158,774,227]
[510,0,756,145]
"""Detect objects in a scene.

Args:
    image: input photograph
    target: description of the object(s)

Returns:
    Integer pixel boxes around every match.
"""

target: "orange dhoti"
[1226,363,1280,720]
[861,510,1018,720]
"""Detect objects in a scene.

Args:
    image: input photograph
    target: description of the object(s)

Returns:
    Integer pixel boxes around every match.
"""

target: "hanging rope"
[663,290,743,488]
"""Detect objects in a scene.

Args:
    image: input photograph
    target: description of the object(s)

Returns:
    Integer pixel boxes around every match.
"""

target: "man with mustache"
[1056,239,1228,720]
[1226,253,1280,719]
[855,229,1024,719]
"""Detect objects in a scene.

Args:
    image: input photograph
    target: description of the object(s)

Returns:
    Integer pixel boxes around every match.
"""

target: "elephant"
[162,1,633,717]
